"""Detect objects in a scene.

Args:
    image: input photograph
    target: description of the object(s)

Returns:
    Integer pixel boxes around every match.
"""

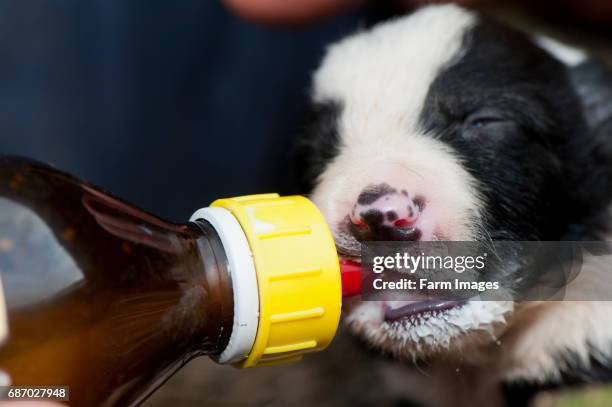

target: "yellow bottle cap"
[212,194,341,368]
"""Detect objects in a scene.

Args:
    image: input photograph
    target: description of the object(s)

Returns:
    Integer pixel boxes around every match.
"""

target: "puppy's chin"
[343,299,514,361]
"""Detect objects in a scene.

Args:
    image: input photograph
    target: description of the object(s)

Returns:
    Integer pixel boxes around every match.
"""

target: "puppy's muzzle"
[349,183,425,241]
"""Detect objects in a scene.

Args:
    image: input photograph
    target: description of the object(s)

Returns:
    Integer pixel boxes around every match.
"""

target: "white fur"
[535,36,587,66]
[313,5,475,135]
[501,302,612,382]
[500,234,612,382]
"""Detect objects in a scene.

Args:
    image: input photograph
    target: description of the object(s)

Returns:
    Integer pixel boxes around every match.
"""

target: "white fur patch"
[535,36,587,67]
[313,4,476,135]
[501,234,612,382]
[502,301,612,382]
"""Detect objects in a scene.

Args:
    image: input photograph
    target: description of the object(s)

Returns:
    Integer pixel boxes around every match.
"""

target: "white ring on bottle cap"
[190,207,259,364]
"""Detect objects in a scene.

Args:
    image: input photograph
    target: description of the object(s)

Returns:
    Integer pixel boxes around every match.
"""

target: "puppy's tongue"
[384,300,464,321]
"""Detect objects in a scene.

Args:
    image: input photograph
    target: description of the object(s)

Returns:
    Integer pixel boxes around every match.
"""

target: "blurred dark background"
[0,0,366,221]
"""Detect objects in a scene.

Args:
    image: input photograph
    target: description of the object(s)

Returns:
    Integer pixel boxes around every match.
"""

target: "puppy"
[297,4,612,406]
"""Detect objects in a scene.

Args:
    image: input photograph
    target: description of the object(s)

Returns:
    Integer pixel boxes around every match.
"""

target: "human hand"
[223,0,612,26]
[222,0,479,25]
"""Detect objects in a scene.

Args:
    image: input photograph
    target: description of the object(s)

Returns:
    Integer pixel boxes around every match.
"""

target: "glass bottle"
[0,156,234,406]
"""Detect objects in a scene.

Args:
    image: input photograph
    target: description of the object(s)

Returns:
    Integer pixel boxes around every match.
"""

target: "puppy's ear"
[535,37,612,131]
[566,57,612,217]
[570,58,612,131]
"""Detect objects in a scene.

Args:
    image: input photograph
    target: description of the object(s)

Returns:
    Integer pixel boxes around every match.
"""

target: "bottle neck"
[188,219,234,355]
[189,206,259,365]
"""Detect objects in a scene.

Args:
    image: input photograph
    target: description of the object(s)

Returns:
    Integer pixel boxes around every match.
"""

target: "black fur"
[503,352,612,407]
[419,20,603,242]
[294,101,343,192]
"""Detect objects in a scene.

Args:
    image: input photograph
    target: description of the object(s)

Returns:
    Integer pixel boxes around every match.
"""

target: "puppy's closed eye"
[461,111,516,140]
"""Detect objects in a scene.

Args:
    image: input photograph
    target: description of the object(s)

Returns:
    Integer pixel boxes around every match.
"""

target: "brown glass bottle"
[0,156,234,406]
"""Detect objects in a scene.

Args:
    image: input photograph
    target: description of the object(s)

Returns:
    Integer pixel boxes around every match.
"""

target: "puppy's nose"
[350,183,423,241]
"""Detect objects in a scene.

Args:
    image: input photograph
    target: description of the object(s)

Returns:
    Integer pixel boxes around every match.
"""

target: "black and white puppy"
[297,4,612,406]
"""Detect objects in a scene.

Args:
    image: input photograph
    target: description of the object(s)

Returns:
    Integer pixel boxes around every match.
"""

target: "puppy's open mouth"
[338,254,466,324]
[384,300,465,322]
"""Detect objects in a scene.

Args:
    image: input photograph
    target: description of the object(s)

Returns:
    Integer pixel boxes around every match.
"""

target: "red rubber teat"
[340,259,361,297]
